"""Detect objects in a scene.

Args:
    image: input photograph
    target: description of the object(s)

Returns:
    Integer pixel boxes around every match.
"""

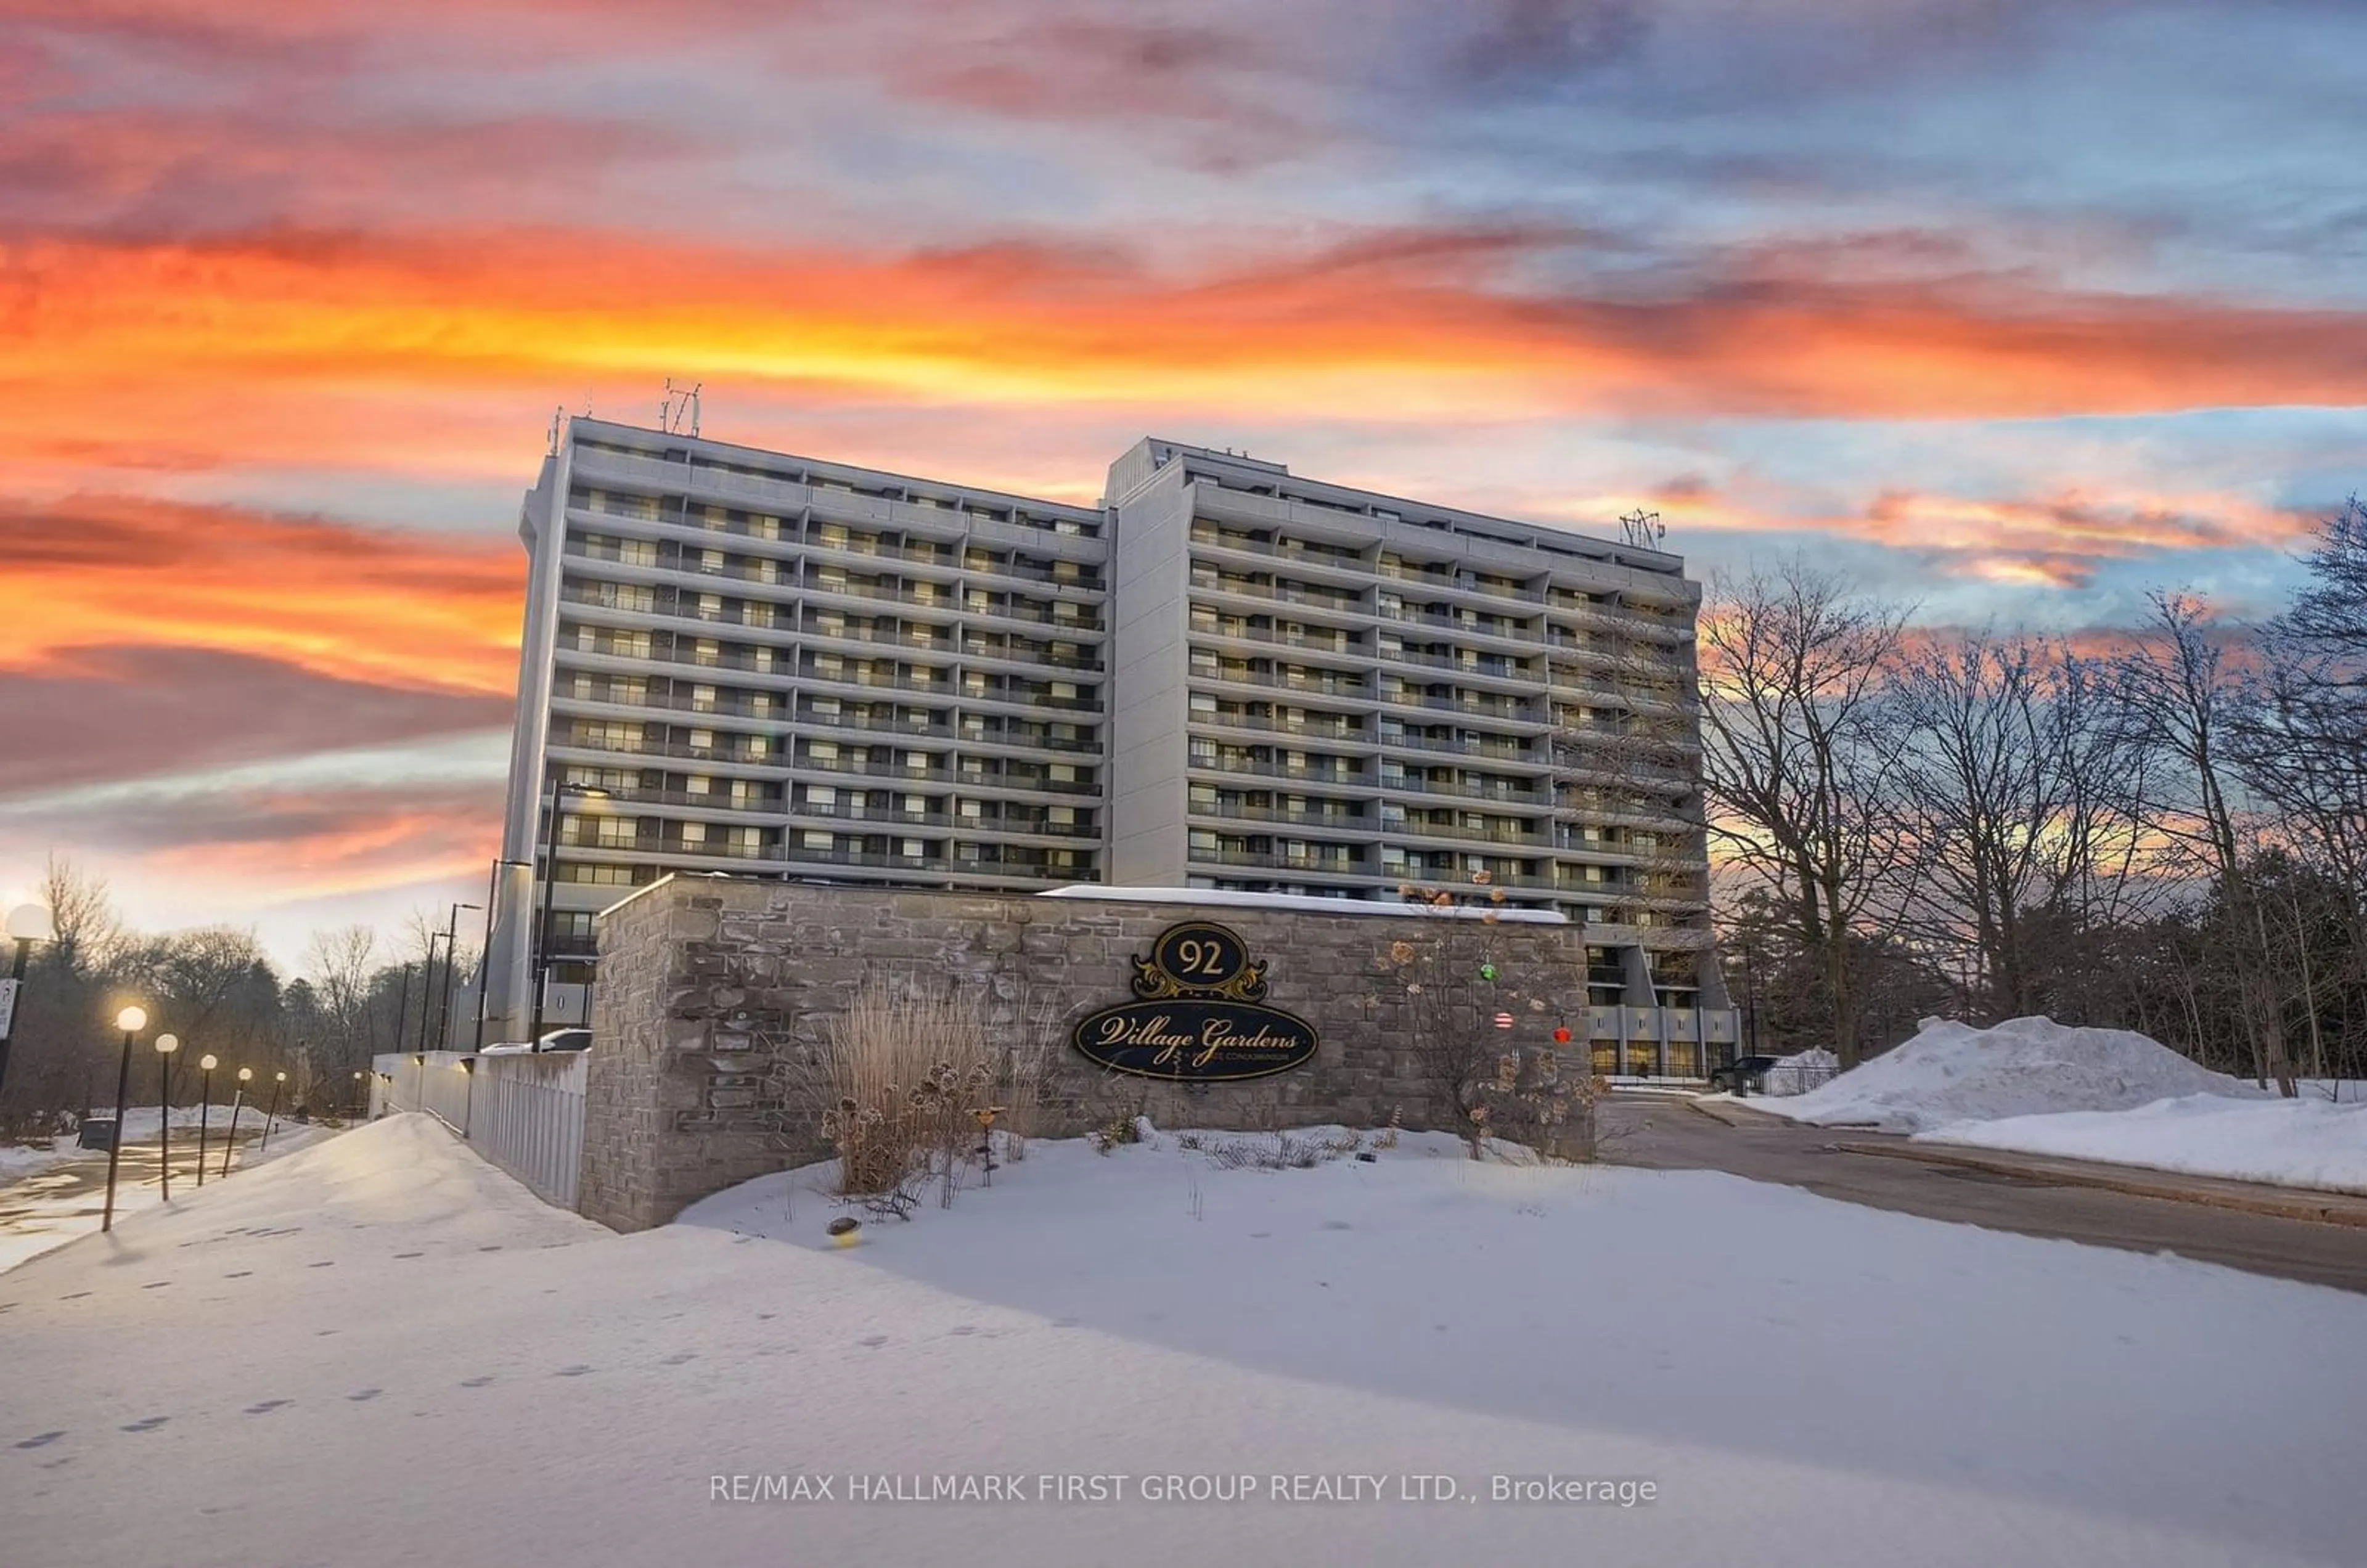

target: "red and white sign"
[1493,1011,1515,1030]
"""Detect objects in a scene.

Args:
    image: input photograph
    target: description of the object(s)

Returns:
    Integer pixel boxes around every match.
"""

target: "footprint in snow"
[121,1416,170,1433]
[59,1292,90,1301]
[858,1335,889,1349]
[224,1272,252,1280]
[16,1431,66,1450]
[393,1252,424,1260]
[478,1245,503,1252]
[141,1281,171,1290]
[460,1376,495,1389]
[554,1365,593,1378]
[660,1353,698,1366]
[243,1400,290,1416]
[1318,1220,1352,1231]
[307,1261,335,1269]
[348,1389,382,1402]
[947,1325,977,1337]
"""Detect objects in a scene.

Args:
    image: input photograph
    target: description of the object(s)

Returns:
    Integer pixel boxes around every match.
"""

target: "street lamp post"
[531,780,610,1048]
[433,902,482,1053]
[154,1034,180,1200]
[221,1067,251,1180]
[0,902,57,1101]
[351,1069,364,1119]
[196,1054,218,1186]
[260,1071,287,1153]
[102,1004,147,1233]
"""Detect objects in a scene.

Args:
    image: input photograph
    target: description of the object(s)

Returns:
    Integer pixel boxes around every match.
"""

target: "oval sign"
[1071,999,1318,1082]
[1150,921,1249,992]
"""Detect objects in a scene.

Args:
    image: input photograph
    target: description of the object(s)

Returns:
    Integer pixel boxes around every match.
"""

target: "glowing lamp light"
[1552,1026,1573,1045]
[199,1054,218,1071]
[115,1005,147,1033]
[237,1067,253,1083]
[5,903,55,942]
[275,1071,287,1082]
[155,1032,180,1055]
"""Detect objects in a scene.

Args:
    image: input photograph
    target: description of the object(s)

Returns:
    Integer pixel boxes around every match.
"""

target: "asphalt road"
[1600,1096,2367,1296]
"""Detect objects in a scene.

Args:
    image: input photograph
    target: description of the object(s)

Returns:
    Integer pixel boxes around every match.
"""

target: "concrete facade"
[488,420,1722,1045]
[580,877,1737,1232]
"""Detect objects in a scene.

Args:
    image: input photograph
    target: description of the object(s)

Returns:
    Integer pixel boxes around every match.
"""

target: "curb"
[1834,1140,2367,1230]
[1686,1097,1794,1129]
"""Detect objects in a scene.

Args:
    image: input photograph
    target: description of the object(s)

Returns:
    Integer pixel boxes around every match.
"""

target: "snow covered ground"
[1923,1094,2367,1194]
[1,1113,2361,1568]
[0,1112,333,1275]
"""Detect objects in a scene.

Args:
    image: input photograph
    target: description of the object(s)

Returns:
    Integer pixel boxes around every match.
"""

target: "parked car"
[535,1028,592,1053]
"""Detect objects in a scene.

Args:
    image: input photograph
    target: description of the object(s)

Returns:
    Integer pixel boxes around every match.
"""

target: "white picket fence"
[370,1050,587,1212]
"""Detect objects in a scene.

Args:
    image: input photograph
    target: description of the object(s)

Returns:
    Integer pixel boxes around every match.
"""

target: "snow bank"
[1923,1093,2367,1194]
[1759,1015,2263,1133]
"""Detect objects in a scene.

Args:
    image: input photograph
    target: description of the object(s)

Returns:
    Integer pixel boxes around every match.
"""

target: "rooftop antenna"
[547,405,565,457]
[1618,508,1666,551]
[660,378,702,439]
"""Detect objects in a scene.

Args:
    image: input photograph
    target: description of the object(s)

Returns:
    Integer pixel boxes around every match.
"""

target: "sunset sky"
[2,0,2362,968]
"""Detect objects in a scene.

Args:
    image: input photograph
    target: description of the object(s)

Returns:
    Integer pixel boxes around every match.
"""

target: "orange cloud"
[1542,480,2317,589]
[7,225,2367,499]
[142,794,501,900]
[0,494,523,696]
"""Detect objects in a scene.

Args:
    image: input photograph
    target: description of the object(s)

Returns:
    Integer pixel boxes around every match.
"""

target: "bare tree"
[1546,604,1710,997]
[1696,561,1911,1068]
[302,925,379,1086]
[1886,631,2148,1022]
[2117,592,2295,1095]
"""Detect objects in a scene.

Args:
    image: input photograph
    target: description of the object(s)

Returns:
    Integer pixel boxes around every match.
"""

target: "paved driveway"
[1600,1095,2367,1295]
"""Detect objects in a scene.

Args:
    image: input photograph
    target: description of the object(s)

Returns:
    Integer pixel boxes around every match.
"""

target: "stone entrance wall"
[581,878,1602,1231]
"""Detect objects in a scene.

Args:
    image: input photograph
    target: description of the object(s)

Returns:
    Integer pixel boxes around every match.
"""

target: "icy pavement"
[1,1114,2362,1568]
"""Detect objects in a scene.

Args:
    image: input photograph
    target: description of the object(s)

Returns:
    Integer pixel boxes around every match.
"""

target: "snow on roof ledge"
[1034,884,1568,923]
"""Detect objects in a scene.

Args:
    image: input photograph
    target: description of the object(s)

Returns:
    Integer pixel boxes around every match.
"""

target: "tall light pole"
[102,1004,147,1233]
[475,859,527,1051]
[260,1070,287,1152]
[433,902,482,1053]
[532,780,610,1047]
[0,902,56,1101]
[153,1034,179,1199]
[391,960,414,1064]
[221,1066,251,1180]
[195,1054,218,1187]
[418,934,448,1054]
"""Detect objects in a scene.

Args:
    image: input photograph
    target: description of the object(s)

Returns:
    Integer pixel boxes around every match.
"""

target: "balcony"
[791,708,955,739]
[1192,801,1372,828]
[1192,757,1368,786]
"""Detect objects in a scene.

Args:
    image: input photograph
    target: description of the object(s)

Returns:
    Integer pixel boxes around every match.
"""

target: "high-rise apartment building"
[481,419,1721,1045]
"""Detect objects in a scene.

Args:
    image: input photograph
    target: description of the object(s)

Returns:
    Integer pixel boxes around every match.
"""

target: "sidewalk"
[1836,1139,2367,1230]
